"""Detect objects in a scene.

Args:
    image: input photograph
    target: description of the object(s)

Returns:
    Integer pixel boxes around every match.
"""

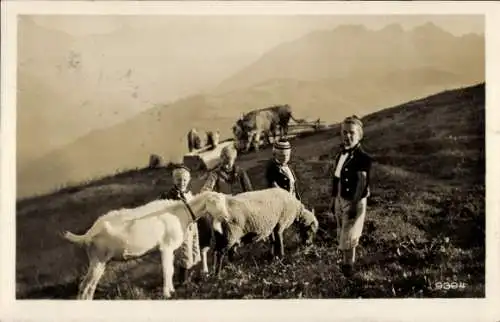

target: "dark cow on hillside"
[233,104,304,152]
[187,128,202,152]
[148,154,162,168]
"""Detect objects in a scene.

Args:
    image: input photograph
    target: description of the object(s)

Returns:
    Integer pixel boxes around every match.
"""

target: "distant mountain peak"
[460,32,484,39]
[380,23,404,34]
[333,24,370,34]
[412,21,450,36]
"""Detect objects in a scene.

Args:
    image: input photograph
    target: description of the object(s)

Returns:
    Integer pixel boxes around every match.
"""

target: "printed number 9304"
[434,281,467,290]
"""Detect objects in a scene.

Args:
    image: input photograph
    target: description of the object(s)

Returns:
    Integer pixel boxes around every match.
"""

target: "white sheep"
[62,191,223,300]
[199,187,319,276]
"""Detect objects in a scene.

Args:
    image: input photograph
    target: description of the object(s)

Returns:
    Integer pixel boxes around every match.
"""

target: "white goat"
[62,191,222,300]
[199,188,319,276]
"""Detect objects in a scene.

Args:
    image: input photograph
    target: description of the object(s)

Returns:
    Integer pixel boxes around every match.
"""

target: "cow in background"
[148,154,162,168]
[233,104,304,152]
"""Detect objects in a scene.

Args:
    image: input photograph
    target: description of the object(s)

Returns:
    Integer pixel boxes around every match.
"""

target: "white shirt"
[183,190,193,201]
[280,164,295,193]
[334,152,349,177]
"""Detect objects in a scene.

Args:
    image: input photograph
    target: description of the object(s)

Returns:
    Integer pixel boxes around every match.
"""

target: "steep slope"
[16,83,485,299]
[215,23,484,93]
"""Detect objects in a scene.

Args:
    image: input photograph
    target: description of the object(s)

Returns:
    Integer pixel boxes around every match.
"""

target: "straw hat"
[273,139,291,151]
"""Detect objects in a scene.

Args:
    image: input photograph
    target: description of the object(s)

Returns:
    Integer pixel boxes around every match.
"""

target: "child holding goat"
[160,164,205,284]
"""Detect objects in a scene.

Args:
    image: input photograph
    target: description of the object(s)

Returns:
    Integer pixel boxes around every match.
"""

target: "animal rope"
[125,197,199,223]
[179,195,199,223]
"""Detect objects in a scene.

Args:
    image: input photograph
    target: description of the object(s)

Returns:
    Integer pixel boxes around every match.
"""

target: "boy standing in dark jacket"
[265,139,301,201]
[329,115,373,277]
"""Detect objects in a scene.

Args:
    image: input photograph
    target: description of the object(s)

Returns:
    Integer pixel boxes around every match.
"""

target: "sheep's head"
[201,191,230,222]
[297,207,319,247]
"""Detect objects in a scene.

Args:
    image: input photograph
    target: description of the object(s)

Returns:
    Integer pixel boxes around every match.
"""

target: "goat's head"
[297,207,319,247]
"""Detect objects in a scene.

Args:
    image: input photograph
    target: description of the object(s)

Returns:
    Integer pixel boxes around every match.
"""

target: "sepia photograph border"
[2,1,500,321]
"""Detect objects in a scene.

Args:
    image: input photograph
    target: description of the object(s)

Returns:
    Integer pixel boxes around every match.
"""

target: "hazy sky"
[32,15,484,58]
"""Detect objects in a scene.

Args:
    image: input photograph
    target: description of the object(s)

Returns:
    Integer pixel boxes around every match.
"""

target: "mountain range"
[215,23,483,92]
[17,21,484,199]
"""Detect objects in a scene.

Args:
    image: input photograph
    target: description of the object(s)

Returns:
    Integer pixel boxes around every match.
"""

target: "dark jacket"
[201,164,253,195]
[331,144,372,201]
[160,186,189,201]
[265,159,301,200]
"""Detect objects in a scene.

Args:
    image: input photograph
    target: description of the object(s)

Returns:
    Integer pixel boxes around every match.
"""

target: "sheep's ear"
[207,194,217,206]
[204,193,216,208]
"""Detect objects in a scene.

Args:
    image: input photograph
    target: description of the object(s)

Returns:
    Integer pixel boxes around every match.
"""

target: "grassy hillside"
[16,83,485,299]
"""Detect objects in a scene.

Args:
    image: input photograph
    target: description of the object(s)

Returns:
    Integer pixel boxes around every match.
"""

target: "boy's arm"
[265,162,280,188]
[200,171,217,192]
[239,168,253,192]
[348,154,372,218]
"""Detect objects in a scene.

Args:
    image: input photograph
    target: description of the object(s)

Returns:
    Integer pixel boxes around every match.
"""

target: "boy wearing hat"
[160,164,201,284]
[265,139,301,201]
